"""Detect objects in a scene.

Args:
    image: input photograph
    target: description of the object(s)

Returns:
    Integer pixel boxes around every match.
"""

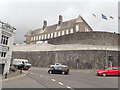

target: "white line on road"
[67,86,73,89]
[58,82,64,85]
[51,79,56,81]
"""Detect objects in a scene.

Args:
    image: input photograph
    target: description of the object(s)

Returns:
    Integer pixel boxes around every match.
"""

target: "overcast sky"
[0,0,119,43]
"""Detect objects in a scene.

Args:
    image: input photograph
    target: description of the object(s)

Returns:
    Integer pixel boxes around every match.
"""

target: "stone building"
[0,21,16,74]
[14,15,119,69]
[24,15,93,44]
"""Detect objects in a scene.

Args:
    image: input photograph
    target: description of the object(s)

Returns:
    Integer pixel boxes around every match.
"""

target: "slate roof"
[27,16,92,36]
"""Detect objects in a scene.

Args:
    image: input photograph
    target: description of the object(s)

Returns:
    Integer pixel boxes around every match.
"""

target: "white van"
[13,59,31,70]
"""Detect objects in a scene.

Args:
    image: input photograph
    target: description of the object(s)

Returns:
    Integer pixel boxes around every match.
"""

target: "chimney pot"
[58,15,63,26]
[43,20,47,30]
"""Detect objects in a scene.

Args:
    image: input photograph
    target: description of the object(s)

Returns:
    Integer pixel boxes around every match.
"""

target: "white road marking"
[51,79,56,81]
[58,82,63,85]
[67,86,72,89]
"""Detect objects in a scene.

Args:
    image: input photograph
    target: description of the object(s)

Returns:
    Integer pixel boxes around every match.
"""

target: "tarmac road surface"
[2,67,118,89]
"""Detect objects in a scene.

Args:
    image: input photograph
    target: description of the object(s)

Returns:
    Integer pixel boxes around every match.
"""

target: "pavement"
[1,70,27,81]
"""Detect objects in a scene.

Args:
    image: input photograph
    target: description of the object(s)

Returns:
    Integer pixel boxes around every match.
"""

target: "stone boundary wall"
[12,50,119,69]
[48,32,119,46]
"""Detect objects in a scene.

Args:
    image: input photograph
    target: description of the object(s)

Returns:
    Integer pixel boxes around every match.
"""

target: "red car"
[96,67,120,77]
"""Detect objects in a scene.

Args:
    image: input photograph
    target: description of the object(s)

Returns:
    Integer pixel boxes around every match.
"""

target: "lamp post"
[105,44,108,67]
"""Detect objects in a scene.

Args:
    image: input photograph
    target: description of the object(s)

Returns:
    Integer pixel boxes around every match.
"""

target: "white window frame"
[31,37,33,41]
[85,27,89,32]
[39,35,41,40]
[54,32,57,37]
[70,28,73,33]
[58,31,61,36]
[36,36,38,40]
[44,34,47,39]
[41,35,44,40]
[48,34,50,39]
[51,33,53,38]
[62,31,65,35]
[34,36,36,41]
[66,29,69,35]
[76,25,79,32]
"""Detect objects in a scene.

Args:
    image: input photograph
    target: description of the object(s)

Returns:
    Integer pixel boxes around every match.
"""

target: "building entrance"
[0,64,5,74]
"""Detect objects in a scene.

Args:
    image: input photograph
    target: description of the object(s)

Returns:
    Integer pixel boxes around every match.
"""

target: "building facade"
[0,21,16,74]
[25,15,93,44]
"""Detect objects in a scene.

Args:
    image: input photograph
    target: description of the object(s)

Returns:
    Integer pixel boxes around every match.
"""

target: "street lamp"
[105,44,108,67]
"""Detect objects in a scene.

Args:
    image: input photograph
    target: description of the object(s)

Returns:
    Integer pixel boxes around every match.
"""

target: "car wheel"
[102,73,107,77]
[62,72,65,75]
[49,71,52,74]
[118,73,120,76]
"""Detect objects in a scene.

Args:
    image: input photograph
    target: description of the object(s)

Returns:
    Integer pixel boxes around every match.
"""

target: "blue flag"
[102,14,107,20]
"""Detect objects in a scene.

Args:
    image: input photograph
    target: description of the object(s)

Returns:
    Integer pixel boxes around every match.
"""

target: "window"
[44,34,47,39]
[1,52,7,57]
[41,35,44,40]
[36,36,38,40]
[58,31,61,36]
[62,31,65,35]
[39,35,41,40]
[54,32,57,37]
[34,36,36,41]
[31,37,33,41]
[51,33,53,38]
[70,28,73,33]
[85,27,89,32]
[1,35,9,45]
[66,29,69,34]
[48,34,50,39]
[76,25,79,32]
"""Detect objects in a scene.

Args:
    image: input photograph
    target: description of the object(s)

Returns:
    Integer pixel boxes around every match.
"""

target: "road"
[2,67,118,89]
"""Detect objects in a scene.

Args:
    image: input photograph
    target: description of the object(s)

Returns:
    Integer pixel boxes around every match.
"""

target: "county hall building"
[25,15,93,44]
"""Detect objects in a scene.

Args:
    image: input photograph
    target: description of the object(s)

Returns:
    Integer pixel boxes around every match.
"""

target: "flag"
[110,16,114,19]
[92,13,96,17]
[102,14,107,20]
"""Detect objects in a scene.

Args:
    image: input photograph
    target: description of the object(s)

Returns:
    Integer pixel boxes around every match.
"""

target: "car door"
[112,68,119,75]
[107,68,118,75]
[106,68,113,75]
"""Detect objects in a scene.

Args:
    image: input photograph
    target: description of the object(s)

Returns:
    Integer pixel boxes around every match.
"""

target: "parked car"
[50,63,62,68]
[48,65,69,75]
[13,59,31,70]
[96,67,120,77]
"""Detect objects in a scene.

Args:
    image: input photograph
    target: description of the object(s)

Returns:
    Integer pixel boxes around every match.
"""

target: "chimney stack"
[43,20,47,30]
[58,15,63,26]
